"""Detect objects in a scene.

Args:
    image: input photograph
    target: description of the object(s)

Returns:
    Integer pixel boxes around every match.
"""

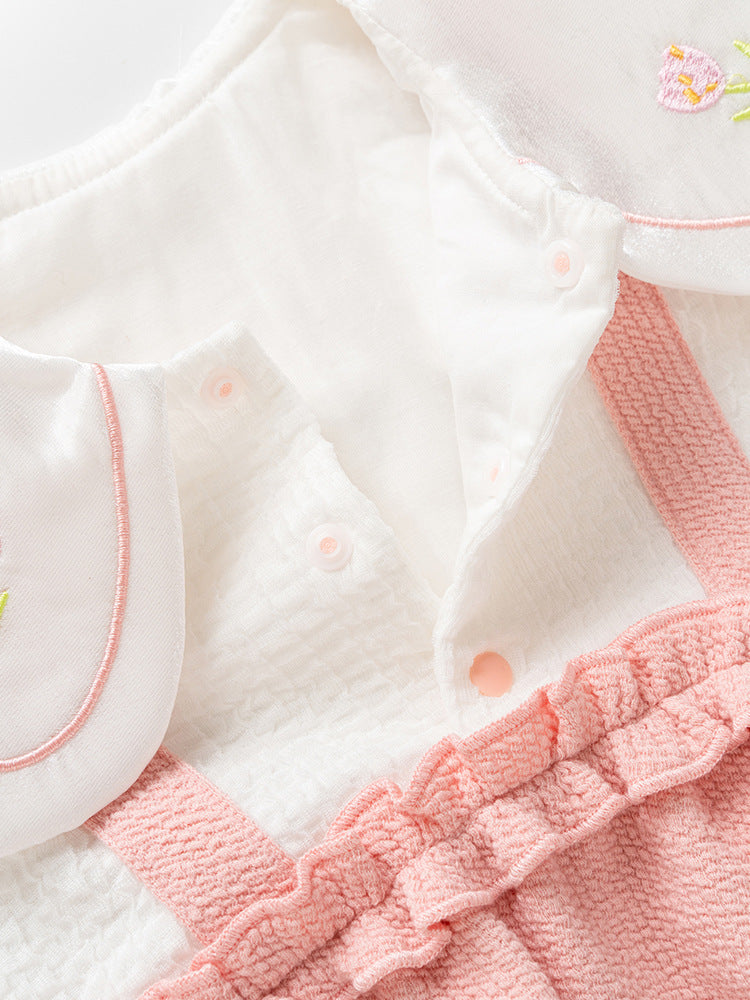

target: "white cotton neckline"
[0,0,628,609]
[0,0,273,223]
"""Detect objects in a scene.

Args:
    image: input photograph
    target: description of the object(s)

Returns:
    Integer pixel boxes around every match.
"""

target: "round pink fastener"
[469,651,514,697]
[201,367,247,408]
[306,523,354,572]
[545,239,584,289]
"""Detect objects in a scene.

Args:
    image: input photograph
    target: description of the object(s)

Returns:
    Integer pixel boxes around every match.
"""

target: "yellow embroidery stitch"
[679,74,719,105]
[659,39,750,119]
[0,592,8,623]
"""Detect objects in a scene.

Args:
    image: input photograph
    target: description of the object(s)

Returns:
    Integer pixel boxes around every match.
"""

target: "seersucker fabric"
[2,0,750,997]
[70,274,750,1000]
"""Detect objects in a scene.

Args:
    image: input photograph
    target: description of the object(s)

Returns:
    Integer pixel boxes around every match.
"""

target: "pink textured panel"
[135,597,750,999]
[85,747,296,945]
[589,272,750,596]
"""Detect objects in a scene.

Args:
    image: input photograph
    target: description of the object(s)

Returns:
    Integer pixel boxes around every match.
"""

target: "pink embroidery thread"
[621,210,750,231]
[515,159,750,231]
[658,40,750,119]
[616,40,750,227]
[0,364,130,772]
[658,44,725,112]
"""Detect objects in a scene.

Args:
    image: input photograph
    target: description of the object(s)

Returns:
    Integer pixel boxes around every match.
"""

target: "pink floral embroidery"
[658,44,725,112]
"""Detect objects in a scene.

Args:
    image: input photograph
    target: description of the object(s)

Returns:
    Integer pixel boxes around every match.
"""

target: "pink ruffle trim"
[142,595,750,1000]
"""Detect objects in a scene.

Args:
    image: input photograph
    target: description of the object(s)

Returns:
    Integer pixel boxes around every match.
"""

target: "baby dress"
[2,0,750,997]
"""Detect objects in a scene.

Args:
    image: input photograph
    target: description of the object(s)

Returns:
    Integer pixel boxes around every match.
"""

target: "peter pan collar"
[0,339,184,857]
[342,0,750,295]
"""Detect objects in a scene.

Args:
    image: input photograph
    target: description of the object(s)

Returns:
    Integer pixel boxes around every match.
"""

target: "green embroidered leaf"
[729,42,750,120]
[725,76,750,95]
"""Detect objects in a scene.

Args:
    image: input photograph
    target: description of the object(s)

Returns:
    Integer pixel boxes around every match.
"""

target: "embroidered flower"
[658,44,725,113]
[658,40,750,120]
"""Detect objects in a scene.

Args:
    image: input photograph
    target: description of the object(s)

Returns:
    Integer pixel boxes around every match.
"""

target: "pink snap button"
[306,523,354,571]
[554,252,570,276]
[201,367,246,408]
[469,651,514,697]
[545,239,584,288]
[488,457,509,499]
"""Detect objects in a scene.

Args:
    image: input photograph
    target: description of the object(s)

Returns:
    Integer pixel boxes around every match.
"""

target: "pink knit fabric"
[88,275,750,998]
[137,597,750,999]
[589,272,750,595]
[85,748,296,945]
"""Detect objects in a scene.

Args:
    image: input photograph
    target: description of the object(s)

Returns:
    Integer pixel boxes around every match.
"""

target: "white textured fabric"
[0,828,196,1000]
[0,0,749,997]
[163,324,450,854]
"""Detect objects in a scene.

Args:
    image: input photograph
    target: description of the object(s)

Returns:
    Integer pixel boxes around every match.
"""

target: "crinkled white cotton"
[1,0,750,996]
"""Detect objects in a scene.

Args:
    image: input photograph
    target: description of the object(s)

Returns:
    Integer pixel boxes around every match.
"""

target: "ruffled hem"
[142,595,750,1000]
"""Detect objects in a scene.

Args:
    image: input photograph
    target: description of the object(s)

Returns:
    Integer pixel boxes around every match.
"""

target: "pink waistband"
[141,596,750,999]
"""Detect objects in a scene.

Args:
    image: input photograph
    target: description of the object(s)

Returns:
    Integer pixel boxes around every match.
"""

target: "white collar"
[344,0,750,295]
[0,339,184,856]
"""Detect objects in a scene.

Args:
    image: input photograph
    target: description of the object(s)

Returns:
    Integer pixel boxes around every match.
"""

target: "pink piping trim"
[0,364,130,772]
[621,210,750,231]
[515,158,750,230]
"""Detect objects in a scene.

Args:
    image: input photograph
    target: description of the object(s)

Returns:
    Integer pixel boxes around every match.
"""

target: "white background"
[0,0,231,172]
